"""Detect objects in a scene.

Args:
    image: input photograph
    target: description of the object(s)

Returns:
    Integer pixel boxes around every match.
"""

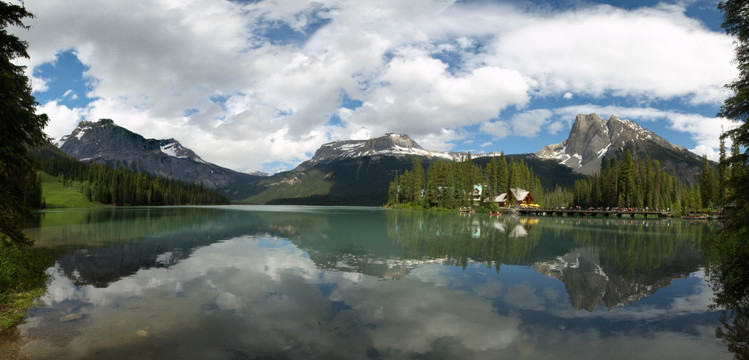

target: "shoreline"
[0,327,26,359]
[0,287,44,360]
[0,246,52,360]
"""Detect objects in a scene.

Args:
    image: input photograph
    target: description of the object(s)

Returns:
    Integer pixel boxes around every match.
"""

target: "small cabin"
[486,188,535,207]
[472,185,482,202]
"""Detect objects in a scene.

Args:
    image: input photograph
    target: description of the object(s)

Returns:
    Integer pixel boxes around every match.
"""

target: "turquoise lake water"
[17,206,731,359]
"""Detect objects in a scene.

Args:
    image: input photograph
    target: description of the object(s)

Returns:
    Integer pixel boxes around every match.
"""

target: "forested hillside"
[571,150,718,211]
[30,144,229,206]
[387,149,723,215]
[387,153,545,209]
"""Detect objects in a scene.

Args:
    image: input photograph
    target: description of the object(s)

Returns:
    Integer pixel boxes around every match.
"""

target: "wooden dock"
[516,208,672,218]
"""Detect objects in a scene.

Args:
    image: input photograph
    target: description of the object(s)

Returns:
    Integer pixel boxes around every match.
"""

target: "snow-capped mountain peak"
[295,133,460,170]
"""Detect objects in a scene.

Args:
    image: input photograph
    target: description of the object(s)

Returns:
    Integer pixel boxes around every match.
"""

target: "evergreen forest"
[387,149,726,215]
[28,145,229,207]
[387,153,544,210]
[571,151,720,212]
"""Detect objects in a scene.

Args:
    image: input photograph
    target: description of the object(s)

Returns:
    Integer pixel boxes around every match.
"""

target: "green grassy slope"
[39,172,101,208]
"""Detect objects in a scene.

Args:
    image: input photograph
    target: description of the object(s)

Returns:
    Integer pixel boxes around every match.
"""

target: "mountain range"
[54,114,706,205]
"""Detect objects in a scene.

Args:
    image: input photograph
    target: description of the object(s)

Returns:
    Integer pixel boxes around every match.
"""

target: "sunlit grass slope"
[39,171,101,208]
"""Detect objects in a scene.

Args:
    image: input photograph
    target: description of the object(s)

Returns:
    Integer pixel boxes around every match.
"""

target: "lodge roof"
[510,188,530,201]
[485,188,532,203]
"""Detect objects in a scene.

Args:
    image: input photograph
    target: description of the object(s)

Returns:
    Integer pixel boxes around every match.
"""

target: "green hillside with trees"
[30,144,230,207]
[387,153,545,210]
[387,149,724,215]
[571,151,721,213]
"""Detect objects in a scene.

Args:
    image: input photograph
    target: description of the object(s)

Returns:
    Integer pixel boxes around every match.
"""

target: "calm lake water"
[18,206,730,359]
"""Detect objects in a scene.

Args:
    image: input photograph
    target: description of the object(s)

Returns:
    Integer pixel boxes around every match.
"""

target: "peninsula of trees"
[387,153,543,210]
[387,148,727,215]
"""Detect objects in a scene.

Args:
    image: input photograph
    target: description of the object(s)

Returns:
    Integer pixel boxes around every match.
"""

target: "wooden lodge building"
[485,188,536,207]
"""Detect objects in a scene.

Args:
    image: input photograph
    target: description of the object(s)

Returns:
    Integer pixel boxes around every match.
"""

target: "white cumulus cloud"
[15,0,737,172]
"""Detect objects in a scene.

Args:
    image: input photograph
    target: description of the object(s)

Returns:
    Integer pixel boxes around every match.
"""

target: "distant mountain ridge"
[58,119,205,164]
[296,133,461,171]
[536,113,704,184]
[56,119,257,194]
[55,114,704,204]
[242,133,579,205]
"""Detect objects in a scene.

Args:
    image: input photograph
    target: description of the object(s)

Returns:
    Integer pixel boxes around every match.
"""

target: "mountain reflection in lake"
[19,206,729,359]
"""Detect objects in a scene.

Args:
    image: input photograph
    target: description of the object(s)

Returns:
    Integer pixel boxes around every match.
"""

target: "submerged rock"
[59,313,82,322]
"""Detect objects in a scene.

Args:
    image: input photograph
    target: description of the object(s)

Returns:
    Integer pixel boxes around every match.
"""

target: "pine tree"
[497,152,508,195]
[652,159,663,209]
[411,158,425,207]
[458,153,478,206]
[617,150,637,207]
[644,157,655,208]
[710,1,749,312]
[485,157,499,201]
[425,161,442,206]
[387,173,399,205]
[718,130,729,205]
[699,155,719,209]
[0,3,49,247]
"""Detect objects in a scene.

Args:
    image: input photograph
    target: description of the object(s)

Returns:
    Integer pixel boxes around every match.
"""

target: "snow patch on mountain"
[295,133,461,171]
[55,136,68,148]
[56,122,93,147]
[74,128,86,141]
[596,144,611,158]
[158,139,207,164]
[160,142,184,158]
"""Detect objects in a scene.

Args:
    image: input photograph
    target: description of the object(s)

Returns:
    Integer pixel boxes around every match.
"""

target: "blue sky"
[14,0,739,173]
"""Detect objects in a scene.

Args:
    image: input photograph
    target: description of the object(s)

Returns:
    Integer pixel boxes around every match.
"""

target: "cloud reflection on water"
[20,235,523,359]
[18,208,730,360]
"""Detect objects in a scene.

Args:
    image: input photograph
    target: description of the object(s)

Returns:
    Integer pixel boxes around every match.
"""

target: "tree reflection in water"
[716,307,749,360]
[22,207,733,359]
[708,223,749,360]
[387,211,713,311]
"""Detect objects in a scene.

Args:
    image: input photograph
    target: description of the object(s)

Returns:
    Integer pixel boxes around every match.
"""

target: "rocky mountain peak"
[59,118,150,157]
[607,115,642,147]
[360,133,423,153]
[75,118,114,130]
[535,113,611,174]
[58,120,205,163]
[536,113,701,182]
[56,119,252,191]
[295,133,453,171]
[565,113,611,165]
